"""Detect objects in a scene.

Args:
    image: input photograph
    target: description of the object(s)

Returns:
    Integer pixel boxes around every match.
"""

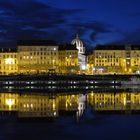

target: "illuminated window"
[5,58,15,64]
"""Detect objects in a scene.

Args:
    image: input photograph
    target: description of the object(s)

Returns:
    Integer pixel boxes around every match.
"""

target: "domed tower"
[71,34,87,72]
[71,34,85,54]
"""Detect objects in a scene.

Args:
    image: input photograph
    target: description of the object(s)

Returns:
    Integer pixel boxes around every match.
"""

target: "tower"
[71,34,86,72]
[71,34,85,54]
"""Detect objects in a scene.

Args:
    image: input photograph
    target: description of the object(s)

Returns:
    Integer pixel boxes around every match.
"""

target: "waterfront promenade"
[0,74,138,93]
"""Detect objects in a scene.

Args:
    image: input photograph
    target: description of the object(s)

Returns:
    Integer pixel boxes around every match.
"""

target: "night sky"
[0,0,140,49]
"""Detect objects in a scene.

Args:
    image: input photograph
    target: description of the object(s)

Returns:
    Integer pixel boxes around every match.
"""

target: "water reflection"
[18,94,58,118]
[88,92,140,113]
[1,91,140,119]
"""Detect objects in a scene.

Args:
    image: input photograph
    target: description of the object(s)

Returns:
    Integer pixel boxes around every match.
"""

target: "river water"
[0,89,140,140]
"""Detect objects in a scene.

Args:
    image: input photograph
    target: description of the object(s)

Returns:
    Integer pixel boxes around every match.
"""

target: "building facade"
[0,48,18,75]
[17,40,59,74]
[0,40,79,75]
[1,41,140,75]
[87,53,94,75]
[88,44,140,74]
[58,44,78,74]
[130,45,140,74]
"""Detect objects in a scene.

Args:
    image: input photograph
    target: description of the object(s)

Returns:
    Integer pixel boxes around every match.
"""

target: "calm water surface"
[0,89,140,140]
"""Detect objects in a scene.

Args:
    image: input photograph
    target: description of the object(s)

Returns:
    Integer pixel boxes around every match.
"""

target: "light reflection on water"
[0,89,140,140]
[1,90,140,118]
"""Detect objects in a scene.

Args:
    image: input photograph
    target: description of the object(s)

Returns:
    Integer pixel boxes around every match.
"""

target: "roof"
[17,40,57,46]
[0,48,17,53]
[71,34,84,48]
[95,45,125,50]
[94,44,140,50]
[59,44,78,51]
[131,45,140,50]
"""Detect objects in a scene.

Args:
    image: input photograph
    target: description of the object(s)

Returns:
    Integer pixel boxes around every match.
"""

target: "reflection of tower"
[76,94,86,121]
[71,34,86,71]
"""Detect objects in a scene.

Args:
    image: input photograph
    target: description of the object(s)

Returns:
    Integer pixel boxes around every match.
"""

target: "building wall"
[1,44,140,75]
[87,54,94,74]
[59,50,78,74]
[93,50,126,74]
[0,52,18,75]
[78,53,86,73]
[87,45,140,74]
[18,45,59,74]
[130,50,140,73]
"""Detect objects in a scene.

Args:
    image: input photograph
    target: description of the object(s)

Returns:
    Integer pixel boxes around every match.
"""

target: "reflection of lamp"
[123,97,126,106]
[6,99,15,110]
[5,58,15,64]
[53,101,56,110]
[6,99,15,106]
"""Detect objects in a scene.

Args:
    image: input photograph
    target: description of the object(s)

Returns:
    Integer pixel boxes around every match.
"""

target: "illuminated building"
[58,44,78,74]
[71,34,87,73]
[0,48,18,75]
[130,45,140,74]
[88,44,140,74]
[17,40,59,74]
[87,53,94,75]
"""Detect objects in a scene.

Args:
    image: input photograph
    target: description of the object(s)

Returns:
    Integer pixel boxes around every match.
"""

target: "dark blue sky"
[0,0,140,48]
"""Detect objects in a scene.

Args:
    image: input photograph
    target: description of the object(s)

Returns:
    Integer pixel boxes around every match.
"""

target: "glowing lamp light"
[53,101,56,110]
[123,97,126,106]
[81,65,86,70]
[136,71,140,74]
[6,99,15,106]
[5,58,15,64]
[54,112,56,116]
[98,68,104,71]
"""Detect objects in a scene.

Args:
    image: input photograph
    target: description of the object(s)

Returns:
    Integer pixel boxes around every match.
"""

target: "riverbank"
[0,74,139,93]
